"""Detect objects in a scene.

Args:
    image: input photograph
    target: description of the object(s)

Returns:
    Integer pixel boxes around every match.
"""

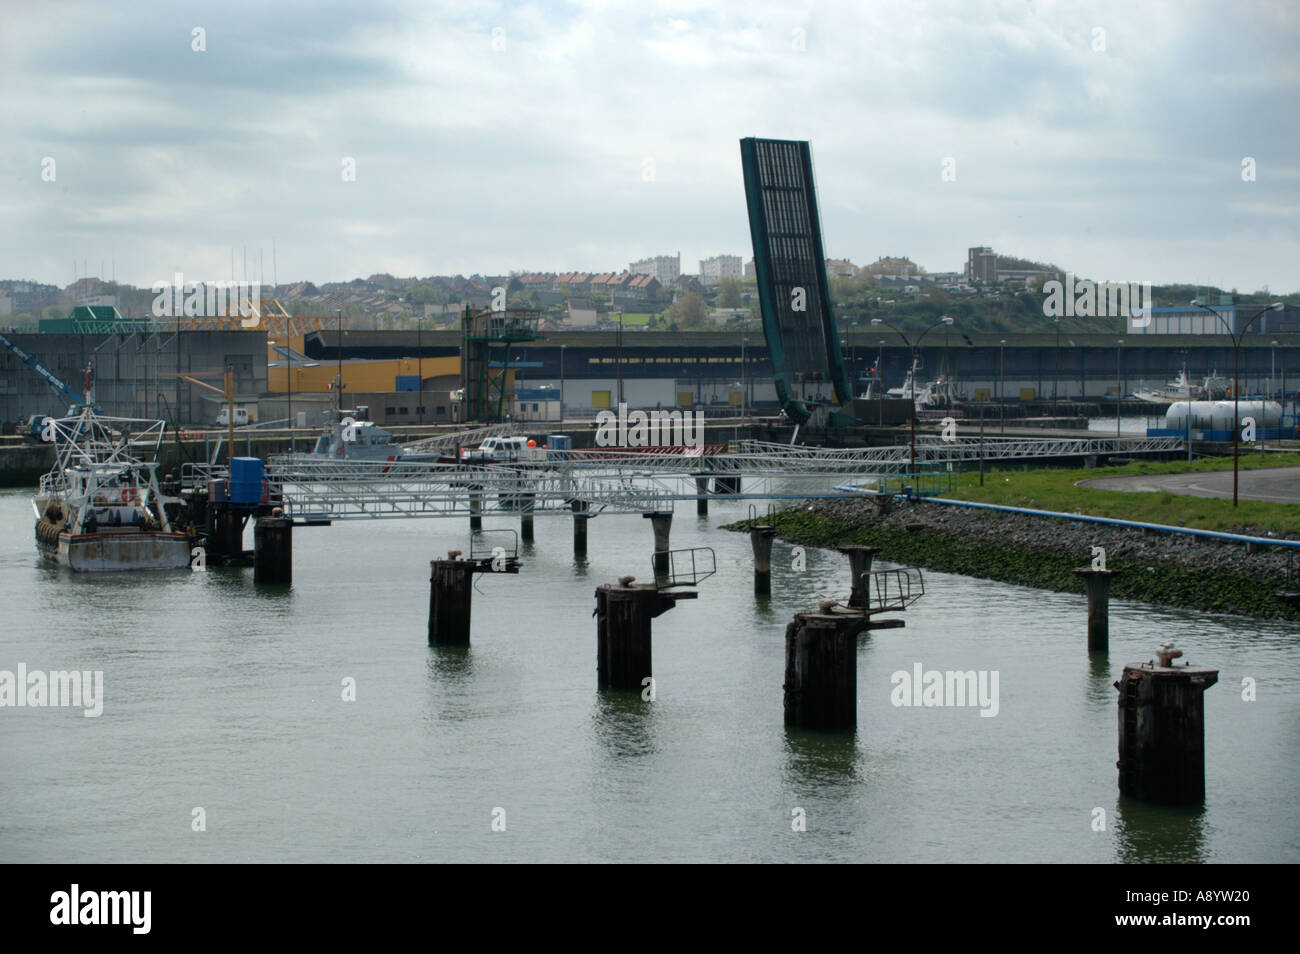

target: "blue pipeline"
[897,495,1300,550]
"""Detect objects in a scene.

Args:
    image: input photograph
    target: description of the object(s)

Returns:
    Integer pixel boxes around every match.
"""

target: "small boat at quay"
[32,408,190,572]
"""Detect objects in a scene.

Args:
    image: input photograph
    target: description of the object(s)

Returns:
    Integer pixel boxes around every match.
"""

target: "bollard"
[694,475,710,516]
[1074,567,1122,652]
[783,611,866,730]
[751,525,776,594]
[838,545,882,609]
[1117,647,1219,804]
[645,511,672,575]
[469,485,483,533]
[253,515,293,584]
[572,500,589,556]
[428,556,475,646]
[595,581,685,690]
[520,492,535,542]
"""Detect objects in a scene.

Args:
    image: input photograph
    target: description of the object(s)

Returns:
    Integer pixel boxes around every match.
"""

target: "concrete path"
[1079,465,1300,504]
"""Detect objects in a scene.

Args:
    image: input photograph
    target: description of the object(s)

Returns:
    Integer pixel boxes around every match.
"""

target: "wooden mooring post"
[839,545,882,609]
[645,511,672,575]
[1074,567,1122,652]
[694,475,710,516]
[468,485,483,533]
[253,514,293,584]
[594,579,693,690]
[784,611,867,730]
[572,500,589,556]
[206,505,246,562]
[520,492,535,542]
[428,555,476,646]
[1116,644,1219,804]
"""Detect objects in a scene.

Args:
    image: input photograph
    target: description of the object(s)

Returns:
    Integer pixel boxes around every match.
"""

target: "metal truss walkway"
[190,434,1184,521]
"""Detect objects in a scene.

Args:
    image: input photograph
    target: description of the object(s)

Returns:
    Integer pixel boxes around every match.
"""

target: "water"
[1,488,1297,863]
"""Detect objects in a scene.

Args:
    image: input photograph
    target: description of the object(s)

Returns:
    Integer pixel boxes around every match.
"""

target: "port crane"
[0,332,97,435]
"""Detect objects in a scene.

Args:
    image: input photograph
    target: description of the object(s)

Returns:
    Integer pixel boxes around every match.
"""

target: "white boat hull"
[39,528,192,572]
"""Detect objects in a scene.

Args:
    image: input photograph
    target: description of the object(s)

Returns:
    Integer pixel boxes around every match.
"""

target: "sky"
[1,0,1297,293]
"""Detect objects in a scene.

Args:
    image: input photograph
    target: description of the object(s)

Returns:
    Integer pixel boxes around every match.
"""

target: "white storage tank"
[1165,400,1281,430]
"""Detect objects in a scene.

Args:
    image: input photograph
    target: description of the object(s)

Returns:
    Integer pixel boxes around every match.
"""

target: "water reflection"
[1114,798,1209,862]
[783,727,860,790]
[1086,653,1116,711]
[591,690,659,760]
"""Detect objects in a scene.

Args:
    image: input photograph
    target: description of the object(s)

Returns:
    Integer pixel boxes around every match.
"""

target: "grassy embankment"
[727,455,1300,618]
[944,452,1300,534]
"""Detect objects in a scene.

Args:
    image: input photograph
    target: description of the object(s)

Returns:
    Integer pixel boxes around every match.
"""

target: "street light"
[1053,318,1061,419]
[559,343,566,423]
[999,339,1007,433]
[1190,299,1285,505]
[1115,338,1124,438]
[871,314,955,486]
[615,311,624,407]
[741,335,748,421]
[335,308,343,417]
[416,314,425,426]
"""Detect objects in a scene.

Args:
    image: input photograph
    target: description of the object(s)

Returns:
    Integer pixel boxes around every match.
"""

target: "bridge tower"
[460,305,542,423]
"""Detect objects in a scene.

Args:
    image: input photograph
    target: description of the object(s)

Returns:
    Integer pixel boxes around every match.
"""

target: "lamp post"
[1191,299,1285,505]
[999,339,1007,433]
[336,308,343,417]
[1115,338,1124,438]
[417,315,425,426]
[616,311,624,407]
[741,335,748,420]
[1053,318,1061,419]
[559,343,566,423]
[872,315,955,485]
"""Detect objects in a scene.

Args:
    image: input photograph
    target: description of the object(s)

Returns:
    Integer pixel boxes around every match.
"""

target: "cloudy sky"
[2,0,1297,292]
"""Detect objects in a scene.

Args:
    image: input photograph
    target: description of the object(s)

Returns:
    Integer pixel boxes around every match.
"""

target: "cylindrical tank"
[1165,400,1281,430]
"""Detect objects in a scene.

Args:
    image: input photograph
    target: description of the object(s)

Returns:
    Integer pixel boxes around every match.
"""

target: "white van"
[215,407,252,426]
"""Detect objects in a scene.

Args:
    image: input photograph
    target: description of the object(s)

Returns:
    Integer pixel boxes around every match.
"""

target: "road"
[1079,465,1300,504]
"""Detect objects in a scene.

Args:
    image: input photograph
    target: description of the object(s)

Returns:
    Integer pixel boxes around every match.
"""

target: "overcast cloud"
[1,0,1297,291]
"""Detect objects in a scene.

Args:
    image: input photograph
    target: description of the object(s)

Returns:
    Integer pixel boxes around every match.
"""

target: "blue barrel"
[230,457,265,506]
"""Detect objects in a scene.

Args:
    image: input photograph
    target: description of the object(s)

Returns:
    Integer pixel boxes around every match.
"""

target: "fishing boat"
[32,408,190,571]
[1131,367,1199,404]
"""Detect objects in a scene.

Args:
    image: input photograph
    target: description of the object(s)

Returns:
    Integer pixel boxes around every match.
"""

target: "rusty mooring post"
[253,514,293,584]
[751,524,776,594]
[572,500,589,556]
[1074,567,1122,652]
[206,504,245,562]
[469,485,483,533]
[1117,643,1219,804]
[520,491,535,542]
[595,579,690,690]
[784,611,866,730]
[694,475,710,516]
[839,545,882,609]
[428,554,475,646]
[645,511,672,575]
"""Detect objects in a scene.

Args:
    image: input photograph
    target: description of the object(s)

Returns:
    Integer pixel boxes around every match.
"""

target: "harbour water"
[1,488,1296,863]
